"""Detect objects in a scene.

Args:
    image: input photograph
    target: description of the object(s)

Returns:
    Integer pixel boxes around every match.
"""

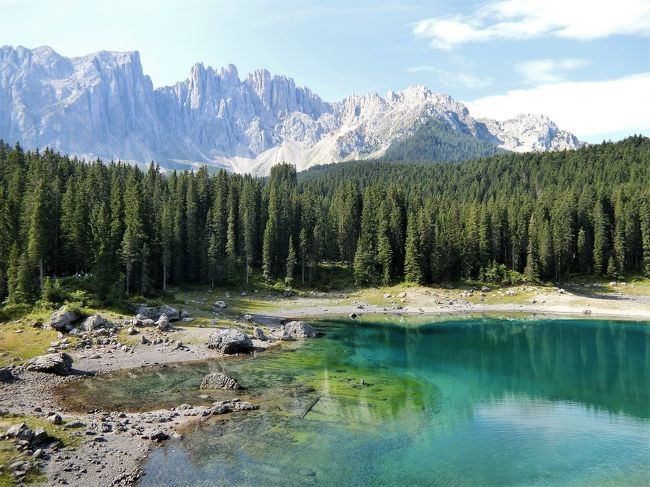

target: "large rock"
[82,314,110,331]
[6,423,33,441]
[135,304,180,321]
[26,353,73,375]
[159,305,180,321]
[0,367,15,383]
[134,305,159,320]
[199,372,241,390]
[278,321,317,340]
[253,327,267,341]
[156,313,171,331]
[48,306,79,330]
[207,329,253,354]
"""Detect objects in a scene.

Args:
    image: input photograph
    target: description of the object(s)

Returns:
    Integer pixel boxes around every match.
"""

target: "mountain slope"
[0,45,583,174]
[383,118,503,163]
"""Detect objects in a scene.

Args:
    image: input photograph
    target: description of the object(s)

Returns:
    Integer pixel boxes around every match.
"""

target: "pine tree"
[576,227,591,274]
[592,200,609,276]
[121,173,143,295]
[524,215,539,280]
[160,199,174,291]
[404,211,423,284]
[26,179,50,290]
[285,236,296,287]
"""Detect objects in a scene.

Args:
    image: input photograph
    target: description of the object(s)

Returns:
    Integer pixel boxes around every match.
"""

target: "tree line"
[0,136,648,304]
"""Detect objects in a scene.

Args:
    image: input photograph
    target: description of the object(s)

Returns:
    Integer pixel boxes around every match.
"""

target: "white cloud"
[465,73,650,141]
[406,66,492,88]
[413,0,650,49]
[515,58,589,85]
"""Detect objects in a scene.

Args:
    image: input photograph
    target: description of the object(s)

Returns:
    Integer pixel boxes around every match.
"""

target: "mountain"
[0,45,582,174]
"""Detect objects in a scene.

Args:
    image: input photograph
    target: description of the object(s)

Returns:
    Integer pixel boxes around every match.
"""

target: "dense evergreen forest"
[382,119,501,163]
[0,136,648,304]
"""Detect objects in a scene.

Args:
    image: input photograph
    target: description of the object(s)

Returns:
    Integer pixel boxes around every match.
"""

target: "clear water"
[60,316,650,486]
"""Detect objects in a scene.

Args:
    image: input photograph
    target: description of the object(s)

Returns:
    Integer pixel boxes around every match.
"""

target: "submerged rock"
[200,372,241,390]
[210,399,258,415]
[207,329,253,354]
[27,353,73,375]
[277,321,317,340]
[48,306,79,330]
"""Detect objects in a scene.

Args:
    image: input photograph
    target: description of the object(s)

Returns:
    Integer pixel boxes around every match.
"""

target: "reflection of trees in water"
[344,318,649,420]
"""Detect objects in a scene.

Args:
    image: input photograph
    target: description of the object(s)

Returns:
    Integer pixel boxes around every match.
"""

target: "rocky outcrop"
[48,306,79,330]
[277,321,318,340]
[26,353,73,375]
[207,329,253,354]
[199,372,241,390]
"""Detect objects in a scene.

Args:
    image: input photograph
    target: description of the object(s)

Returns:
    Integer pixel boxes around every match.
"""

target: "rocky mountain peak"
[0,45,583,174]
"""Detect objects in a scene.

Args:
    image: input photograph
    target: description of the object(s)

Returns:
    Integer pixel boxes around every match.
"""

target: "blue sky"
[1,0,648,141]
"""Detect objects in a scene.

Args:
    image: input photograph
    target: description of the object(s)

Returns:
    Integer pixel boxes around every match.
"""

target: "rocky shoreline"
[0,303,318,486]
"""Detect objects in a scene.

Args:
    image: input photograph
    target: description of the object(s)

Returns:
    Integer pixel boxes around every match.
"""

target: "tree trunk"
[38,258,44,291]
[126,267,131,296]
[163,265,167,291]
[302,260,305,285]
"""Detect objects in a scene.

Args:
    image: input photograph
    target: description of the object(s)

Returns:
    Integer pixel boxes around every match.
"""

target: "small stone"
[48,414,63,425]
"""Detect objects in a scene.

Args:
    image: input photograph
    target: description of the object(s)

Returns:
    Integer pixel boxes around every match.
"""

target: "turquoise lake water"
[63,316,650,486]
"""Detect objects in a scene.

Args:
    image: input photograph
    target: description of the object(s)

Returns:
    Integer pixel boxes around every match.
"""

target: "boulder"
[31,428,50,446]
[207,329,253,354]
[134,305,158,319]
[150,431,169,442]
[199,372,241,390]
[278,321,317,340]
[252,327,267,341]
[48,306,79,330]
[127,326,139,335]
[82,314,110,331]
[47,413,63,425]
[214,301,227,309]
[159,305,180,321]
[6,423,33,442]
[156,314,171,331]
[0,367,15,383]
[27,353,73,375]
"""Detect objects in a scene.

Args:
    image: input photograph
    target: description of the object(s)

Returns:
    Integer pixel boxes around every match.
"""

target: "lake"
[61,316,650,486]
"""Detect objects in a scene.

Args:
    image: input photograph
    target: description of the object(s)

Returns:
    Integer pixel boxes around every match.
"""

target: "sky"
[1,0,648,142]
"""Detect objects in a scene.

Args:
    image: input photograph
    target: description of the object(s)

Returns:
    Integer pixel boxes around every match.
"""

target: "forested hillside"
[382,119,501,163]
[0,136,648,304]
